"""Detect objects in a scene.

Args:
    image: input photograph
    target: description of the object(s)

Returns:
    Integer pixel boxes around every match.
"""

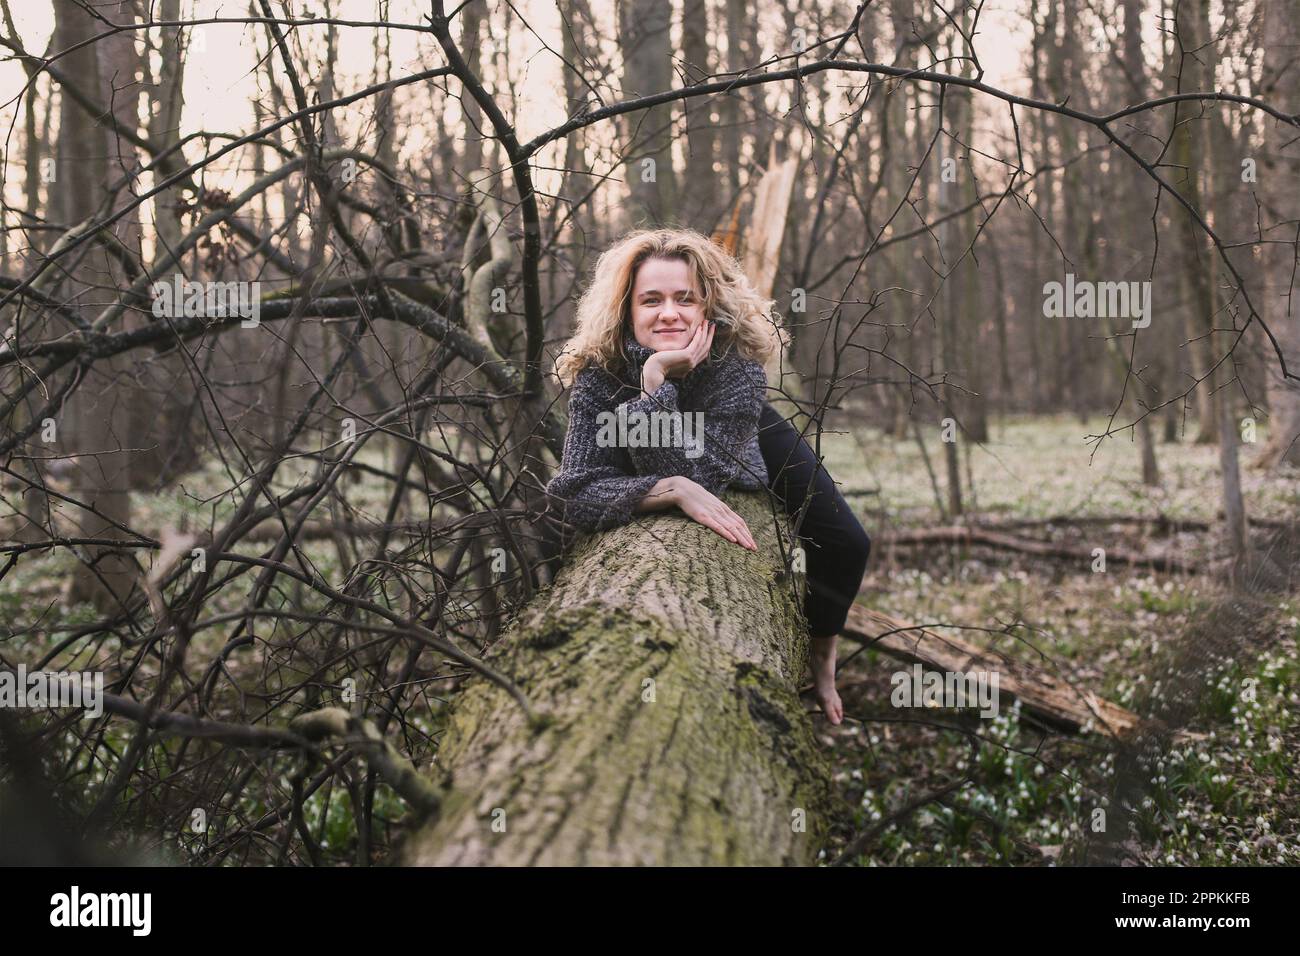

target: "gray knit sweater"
[547,328,769,531]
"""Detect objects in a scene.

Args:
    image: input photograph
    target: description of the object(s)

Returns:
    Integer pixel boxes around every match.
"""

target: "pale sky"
[0,1,1134,234]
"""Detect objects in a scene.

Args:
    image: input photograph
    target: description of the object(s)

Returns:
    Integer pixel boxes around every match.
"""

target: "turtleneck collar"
[620,327,656,370]
[619,325,724,386]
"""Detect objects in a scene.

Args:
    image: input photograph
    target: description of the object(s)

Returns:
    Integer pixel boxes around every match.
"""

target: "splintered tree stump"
[403,491,835,866]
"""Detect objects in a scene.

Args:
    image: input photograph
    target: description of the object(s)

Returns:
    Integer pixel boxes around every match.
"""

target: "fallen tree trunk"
[840,605,1141,739]
[402,491,836,866]
[972,513,1294,532]
[880,525,1199,574]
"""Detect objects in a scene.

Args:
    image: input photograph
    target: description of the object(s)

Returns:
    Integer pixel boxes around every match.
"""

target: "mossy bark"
[402,491,835,865]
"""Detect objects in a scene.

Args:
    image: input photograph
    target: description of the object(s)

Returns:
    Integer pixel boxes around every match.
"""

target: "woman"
[547,228,871,725]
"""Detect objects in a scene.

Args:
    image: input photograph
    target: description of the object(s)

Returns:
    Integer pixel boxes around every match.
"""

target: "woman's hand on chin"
[641,321,715,396]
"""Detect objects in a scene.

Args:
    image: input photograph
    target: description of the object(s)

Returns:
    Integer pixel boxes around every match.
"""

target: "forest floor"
[3,413,1297,866]
[812,414,1300,866]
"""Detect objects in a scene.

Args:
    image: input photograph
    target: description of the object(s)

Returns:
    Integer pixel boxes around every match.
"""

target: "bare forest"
[1,0,1298,869]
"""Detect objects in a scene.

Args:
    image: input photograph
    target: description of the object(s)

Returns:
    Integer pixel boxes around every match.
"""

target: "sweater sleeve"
[545,368,667,532]
[617,356,767,495]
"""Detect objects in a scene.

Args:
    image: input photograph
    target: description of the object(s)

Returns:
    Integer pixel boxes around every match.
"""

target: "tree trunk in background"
[1,2,49,541]
[1168,0,1220,443]
[719,0,745,199]
[133,0,202,488]
[54,0,144,611]
[146,0,185,267]
[742,1,773,157]
[1038,0,1067,410]
[1165,0,1251,564]
[680,0,717,227]
[1257,0,1300,468]
[618,0,678,226]
[0,0,46,245]
[937,87,964,517]
[1215,0,1268,416]
[459,2,485,175]
[318,7,340,152]
[885,0,916,438]
[1217,387,1250,573]
[402,492,835,865]
[1059,0,1089,422]
[954,76,988,442]
[989,242,1014,408]
[557,0,594,246]
[1137,6,1183,448]
[1026,0,1048,411]
[1120,0,1159,485]
[22,69,41,238]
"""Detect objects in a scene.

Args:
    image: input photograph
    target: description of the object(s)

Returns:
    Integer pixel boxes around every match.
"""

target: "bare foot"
[810,636,843,725]
[813,670,844,725]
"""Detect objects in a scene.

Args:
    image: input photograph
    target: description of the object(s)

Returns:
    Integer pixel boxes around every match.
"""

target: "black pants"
[757,403,871,638]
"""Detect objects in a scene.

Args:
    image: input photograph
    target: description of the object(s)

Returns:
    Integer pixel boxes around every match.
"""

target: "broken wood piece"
[879,525,1198,574]
[839,604,1143,739]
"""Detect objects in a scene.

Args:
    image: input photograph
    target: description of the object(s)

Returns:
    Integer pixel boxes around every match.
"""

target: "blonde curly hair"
[553,228,785,387]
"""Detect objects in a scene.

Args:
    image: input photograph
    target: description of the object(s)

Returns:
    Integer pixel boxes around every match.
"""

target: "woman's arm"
[634,475,756,550]
[616,357,767,494]
[546,368,665,531]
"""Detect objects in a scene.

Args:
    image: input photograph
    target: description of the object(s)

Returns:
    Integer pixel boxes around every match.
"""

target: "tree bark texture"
[402,491,836,865]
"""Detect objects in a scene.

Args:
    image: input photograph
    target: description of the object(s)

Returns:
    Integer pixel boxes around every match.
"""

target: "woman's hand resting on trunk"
[634,475,757,551]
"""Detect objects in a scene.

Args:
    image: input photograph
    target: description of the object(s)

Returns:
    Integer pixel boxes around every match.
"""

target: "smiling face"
[629,256,706,351]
